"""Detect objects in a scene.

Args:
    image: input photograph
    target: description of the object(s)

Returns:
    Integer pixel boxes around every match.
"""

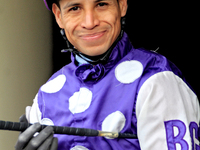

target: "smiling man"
[15,0,200,150]
[53,0,126,56]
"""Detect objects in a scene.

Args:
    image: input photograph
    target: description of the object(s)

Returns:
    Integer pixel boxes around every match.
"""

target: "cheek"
[63,17,79,41]
[104,10,121,30]
[105,13,121,40]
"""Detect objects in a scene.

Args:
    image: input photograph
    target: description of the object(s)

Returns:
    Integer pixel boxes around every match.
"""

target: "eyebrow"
[95,0,104,2]
[97,0,113,2]
[63,0,110,10]
[63,2,80,10]
[95,0,112,2]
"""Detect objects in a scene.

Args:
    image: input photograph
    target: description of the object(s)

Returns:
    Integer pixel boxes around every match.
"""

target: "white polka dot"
[115,60,143,84]
[41,74,66,93]
[69,87,92,114]
[70,146,89,150]
[102,111,126,139]
[41,118,54,126]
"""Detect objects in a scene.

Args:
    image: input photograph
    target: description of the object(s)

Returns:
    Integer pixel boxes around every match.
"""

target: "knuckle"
[29,139,39,149]
[33,123,41,129]
[45,126,54,132]
[42,126,54,136]
[18,134,27,144]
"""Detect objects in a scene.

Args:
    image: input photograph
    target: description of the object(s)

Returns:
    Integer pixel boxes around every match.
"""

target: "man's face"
[53,0,127,56]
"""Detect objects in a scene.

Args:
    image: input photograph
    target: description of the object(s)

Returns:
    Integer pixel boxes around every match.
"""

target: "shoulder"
[132,48,176,72]
[127,48,189,90]
[138,71,196,101]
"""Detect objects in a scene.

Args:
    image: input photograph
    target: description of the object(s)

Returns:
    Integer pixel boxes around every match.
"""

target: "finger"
[25,126,54,150]
[15,123,41,150]
[19,114,28,123]
[49,137,58,150]
[38,134,54,150]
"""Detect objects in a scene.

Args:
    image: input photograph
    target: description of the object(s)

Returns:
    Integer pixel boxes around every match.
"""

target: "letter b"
[165,120,189,150]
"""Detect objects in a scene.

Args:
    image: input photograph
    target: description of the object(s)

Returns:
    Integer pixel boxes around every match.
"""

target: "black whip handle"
[0,120,138,139]
[0,120,98,136]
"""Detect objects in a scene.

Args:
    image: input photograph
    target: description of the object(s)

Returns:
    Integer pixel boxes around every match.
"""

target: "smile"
[79,31,106,41]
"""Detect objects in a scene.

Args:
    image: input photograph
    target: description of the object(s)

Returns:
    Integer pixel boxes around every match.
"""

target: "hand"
[15,115,58,150]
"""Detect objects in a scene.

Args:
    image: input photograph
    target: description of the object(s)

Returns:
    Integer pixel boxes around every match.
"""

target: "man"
[15,0,200,149]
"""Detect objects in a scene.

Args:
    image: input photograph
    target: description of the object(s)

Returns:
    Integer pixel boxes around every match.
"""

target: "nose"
[81,10,100,30]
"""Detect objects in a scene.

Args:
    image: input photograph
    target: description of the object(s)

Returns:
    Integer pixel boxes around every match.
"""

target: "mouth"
[79,31,106,41]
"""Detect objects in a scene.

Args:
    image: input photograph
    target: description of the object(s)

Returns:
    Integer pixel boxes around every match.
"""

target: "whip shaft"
[0,120,137,139]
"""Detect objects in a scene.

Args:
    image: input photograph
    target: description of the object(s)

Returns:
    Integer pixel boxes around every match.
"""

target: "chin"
[79,45,109,56]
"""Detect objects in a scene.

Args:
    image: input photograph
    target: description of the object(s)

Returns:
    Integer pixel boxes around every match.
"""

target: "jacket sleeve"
[136,71,200,150]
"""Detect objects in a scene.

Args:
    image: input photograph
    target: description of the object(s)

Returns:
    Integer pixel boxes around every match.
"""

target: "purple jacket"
[28,32,200,150]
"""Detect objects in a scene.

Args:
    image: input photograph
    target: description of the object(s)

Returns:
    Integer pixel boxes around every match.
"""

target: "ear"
[52,3,64,28]
[118,0,128,17]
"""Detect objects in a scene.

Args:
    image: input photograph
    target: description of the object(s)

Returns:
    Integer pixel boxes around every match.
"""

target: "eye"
[97,2,108,7]
[69,6,80,11]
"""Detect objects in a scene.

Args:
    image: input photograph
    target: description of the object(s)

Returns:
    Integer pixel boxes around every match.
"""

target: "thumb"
[19,114,28,123]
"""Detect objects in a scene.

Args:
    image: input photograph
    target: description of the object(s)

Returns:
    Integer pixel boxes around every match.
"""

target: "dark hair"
[55,0,60,8]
